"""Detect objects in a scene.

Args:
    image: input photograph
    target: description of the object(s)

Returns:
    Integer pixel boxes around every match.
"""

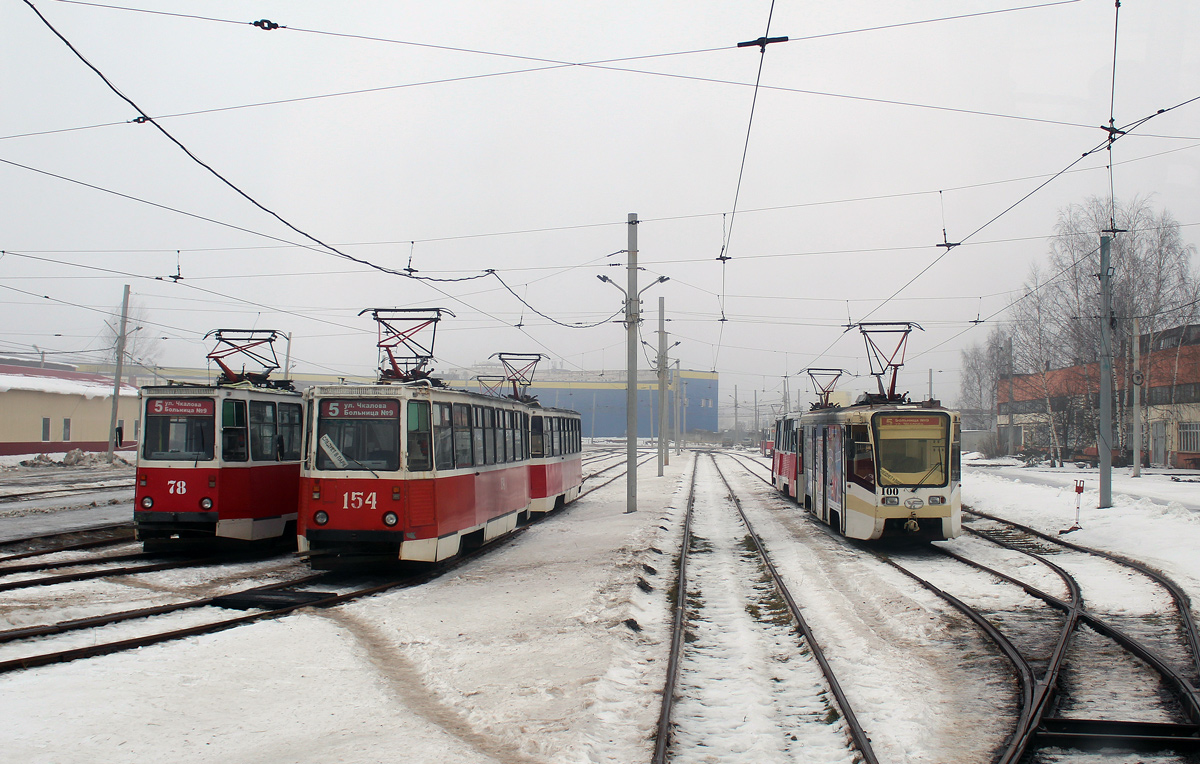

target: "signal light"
[382,512,399,527]
[199,498,213,510]
[314,511,329,526]
[928,495,946,505]
[881,496,899,506]
[140,496,154,509]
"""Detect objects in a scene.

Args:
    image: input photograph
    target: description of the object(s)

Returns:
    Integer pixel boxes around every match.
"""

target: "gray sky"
[2,0,1197,414]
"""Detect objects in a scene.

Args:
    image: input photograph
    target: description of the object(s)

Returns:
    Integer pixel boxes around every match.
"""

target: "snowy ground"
[1,450,1199,762]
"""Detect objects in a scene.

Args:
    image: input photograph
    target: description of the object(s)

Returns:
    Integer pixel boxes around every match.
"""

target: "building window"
[62,419,71,442]
[1180,423,1200,453]
[42,418,50,442]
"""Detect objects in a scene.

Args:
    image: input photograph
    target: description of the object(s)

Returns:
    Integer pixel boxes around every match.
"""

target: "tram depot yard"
[4,448,1200,763]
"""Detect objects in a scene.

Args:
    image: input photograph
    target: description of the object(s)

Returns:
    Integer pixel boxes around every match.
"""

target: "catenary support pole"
[674,360,681,455]
[1133,316,1142,478]
[626,213,639,513]
[106,284,130,463]
[1099,235,1114,507]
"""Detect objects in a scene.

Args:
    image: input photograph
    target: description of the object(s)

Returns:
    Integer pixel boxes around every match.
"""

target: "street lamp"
[597,261,669,513]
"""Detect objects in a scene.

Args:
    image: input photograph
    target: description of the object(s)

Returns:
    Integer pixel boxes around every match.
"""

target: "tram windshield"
[142,398,215,461]
[873,413,949,487]
[315,399,400,471]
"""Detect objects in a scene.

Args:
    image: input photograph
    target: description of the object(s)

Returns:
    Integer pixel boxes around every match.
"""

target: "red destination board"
[322,399,399,418]
[877,415,943,427]
[148,398,215,417]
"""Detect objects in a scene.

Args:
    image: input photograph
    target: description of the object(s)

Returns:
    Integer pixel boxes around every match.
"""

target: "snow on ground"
[2,452,1200,762]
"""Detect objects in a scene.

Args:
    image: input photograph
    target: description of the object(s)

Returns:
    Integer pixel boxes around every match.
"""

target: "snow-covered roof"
[0,364,138,399]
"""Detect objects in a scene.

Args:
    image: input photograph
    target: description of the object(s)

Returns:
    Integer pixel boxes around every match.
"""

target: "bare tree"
[1009,263,1066,464]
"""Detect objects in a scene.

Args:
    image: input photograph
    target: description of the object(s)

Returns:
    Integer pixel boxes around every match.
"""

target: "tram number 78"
[342,491,378,510]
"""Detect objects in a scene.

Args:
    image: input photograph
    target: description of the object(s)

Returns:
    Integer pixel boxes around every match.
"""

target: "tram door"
[825,425,843,532]
[806,426,820,516]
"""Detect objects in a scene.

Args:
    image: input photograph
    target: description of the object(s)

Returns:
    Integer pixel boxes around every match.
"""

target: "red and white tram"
[135,331,302,543]
[528,407,583,513]
[297,309,582,565]
[299,383,539,564]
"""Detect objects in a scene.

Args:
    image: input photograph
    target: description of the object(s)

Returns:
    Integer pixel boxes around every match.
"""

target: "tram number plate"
[882,487,898,496]
[168,480,187,494]
[342,491,378,510]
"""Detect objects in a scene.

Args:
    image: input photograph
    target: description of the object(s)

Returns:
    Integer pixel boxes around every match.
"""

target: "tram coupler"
[903,512,921,533]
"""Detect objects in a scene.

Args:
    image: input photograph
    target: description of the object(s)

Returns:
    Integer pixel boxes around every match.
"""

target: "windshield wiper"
[910,460,943,491]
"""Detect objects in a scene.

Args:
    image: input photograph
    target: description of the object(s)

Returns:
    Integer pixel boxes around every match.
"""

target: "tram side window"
[848,424,875,489]
[505,411,516,462]
[222,400,248,462]
[278,403,303,461]
[473,407,486,466]
[407,400,432,472]
[951,420,961,482]
[453,403,474,467]
[432,403,454,470]
[249,401,277,461]
[530,416,544,458]
[496,409,507,463]
[552,418,562,456]
[514,413,526,460]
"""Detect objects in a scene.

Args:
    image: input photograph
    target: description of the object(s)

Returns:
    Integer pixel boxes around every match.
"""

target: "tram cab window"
[316,399,400,471]
[530,416,544,458]
[143,398,215,461]
[278,403,303,461]
[407,400,432,472]
[432,403,454,470]
[222,400,249,462]
[874,414,949,487]
[453,403,474,467]
[249,401,277,462]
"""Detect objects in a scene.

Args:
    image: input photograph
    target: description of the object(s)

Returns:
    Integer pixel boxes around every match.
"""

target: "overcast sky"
[2,0,1197,413]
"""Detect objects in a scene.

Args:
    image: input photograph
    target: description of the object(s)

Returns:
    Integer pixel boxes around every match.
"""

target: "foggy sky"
[2,0,1197,416]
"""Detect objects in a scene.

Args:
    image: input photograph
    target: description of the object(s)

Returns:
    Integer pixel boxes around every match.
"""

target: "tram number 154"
[342,491,378,510]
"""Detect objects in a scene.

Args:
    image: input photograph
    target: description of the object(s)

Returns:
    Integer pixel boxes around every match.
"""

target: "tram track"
[0,446,658,677]
[652,452,875,763]
[876,510,1200,760]
[717,451,1200,760]
[0,523,136,562]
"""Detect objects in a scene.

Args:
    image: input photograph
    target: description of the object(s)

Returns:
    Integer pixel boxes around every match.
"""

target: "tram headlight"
[140,496,154,509]
[199,497,213,510]
[314,510,329,526]
[881,496,899,506]
[382,511,399,527]
[928,495,946,505]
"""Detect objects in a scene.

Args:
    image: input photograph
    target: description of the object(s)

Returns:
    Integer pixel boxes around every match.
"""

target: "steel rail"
[710,454,879,764]
[650,454,698,764]
[0,571,330,645]
[0,529,136,563]
[0,556,221,593]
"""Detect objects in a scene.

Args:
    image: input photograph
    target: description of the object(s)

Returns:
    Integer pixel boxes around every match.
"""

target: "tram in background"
[135,330,301,544]
[771,325,962,541]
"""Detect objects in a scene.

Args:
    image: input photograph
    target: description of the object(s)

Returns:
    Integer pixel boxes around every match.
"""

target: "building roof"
[0,364,138,399]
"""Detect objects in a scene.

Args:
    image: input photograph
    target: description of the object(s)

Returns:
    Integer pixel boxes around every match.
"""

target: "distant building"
[997,323,1200,467]
[0,362,139,456]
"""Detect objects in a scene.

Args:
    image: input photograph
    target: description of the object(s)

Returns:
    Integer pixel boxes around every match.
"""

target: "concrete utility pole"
[1133,316,1142,478]
[1099,235,1114,508]
[1006,337,1016,455]
[106,284,130,463]
[733,385,739,442]
[657,297,667,475]
[625,213,639,513]
[673,360,682,455]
